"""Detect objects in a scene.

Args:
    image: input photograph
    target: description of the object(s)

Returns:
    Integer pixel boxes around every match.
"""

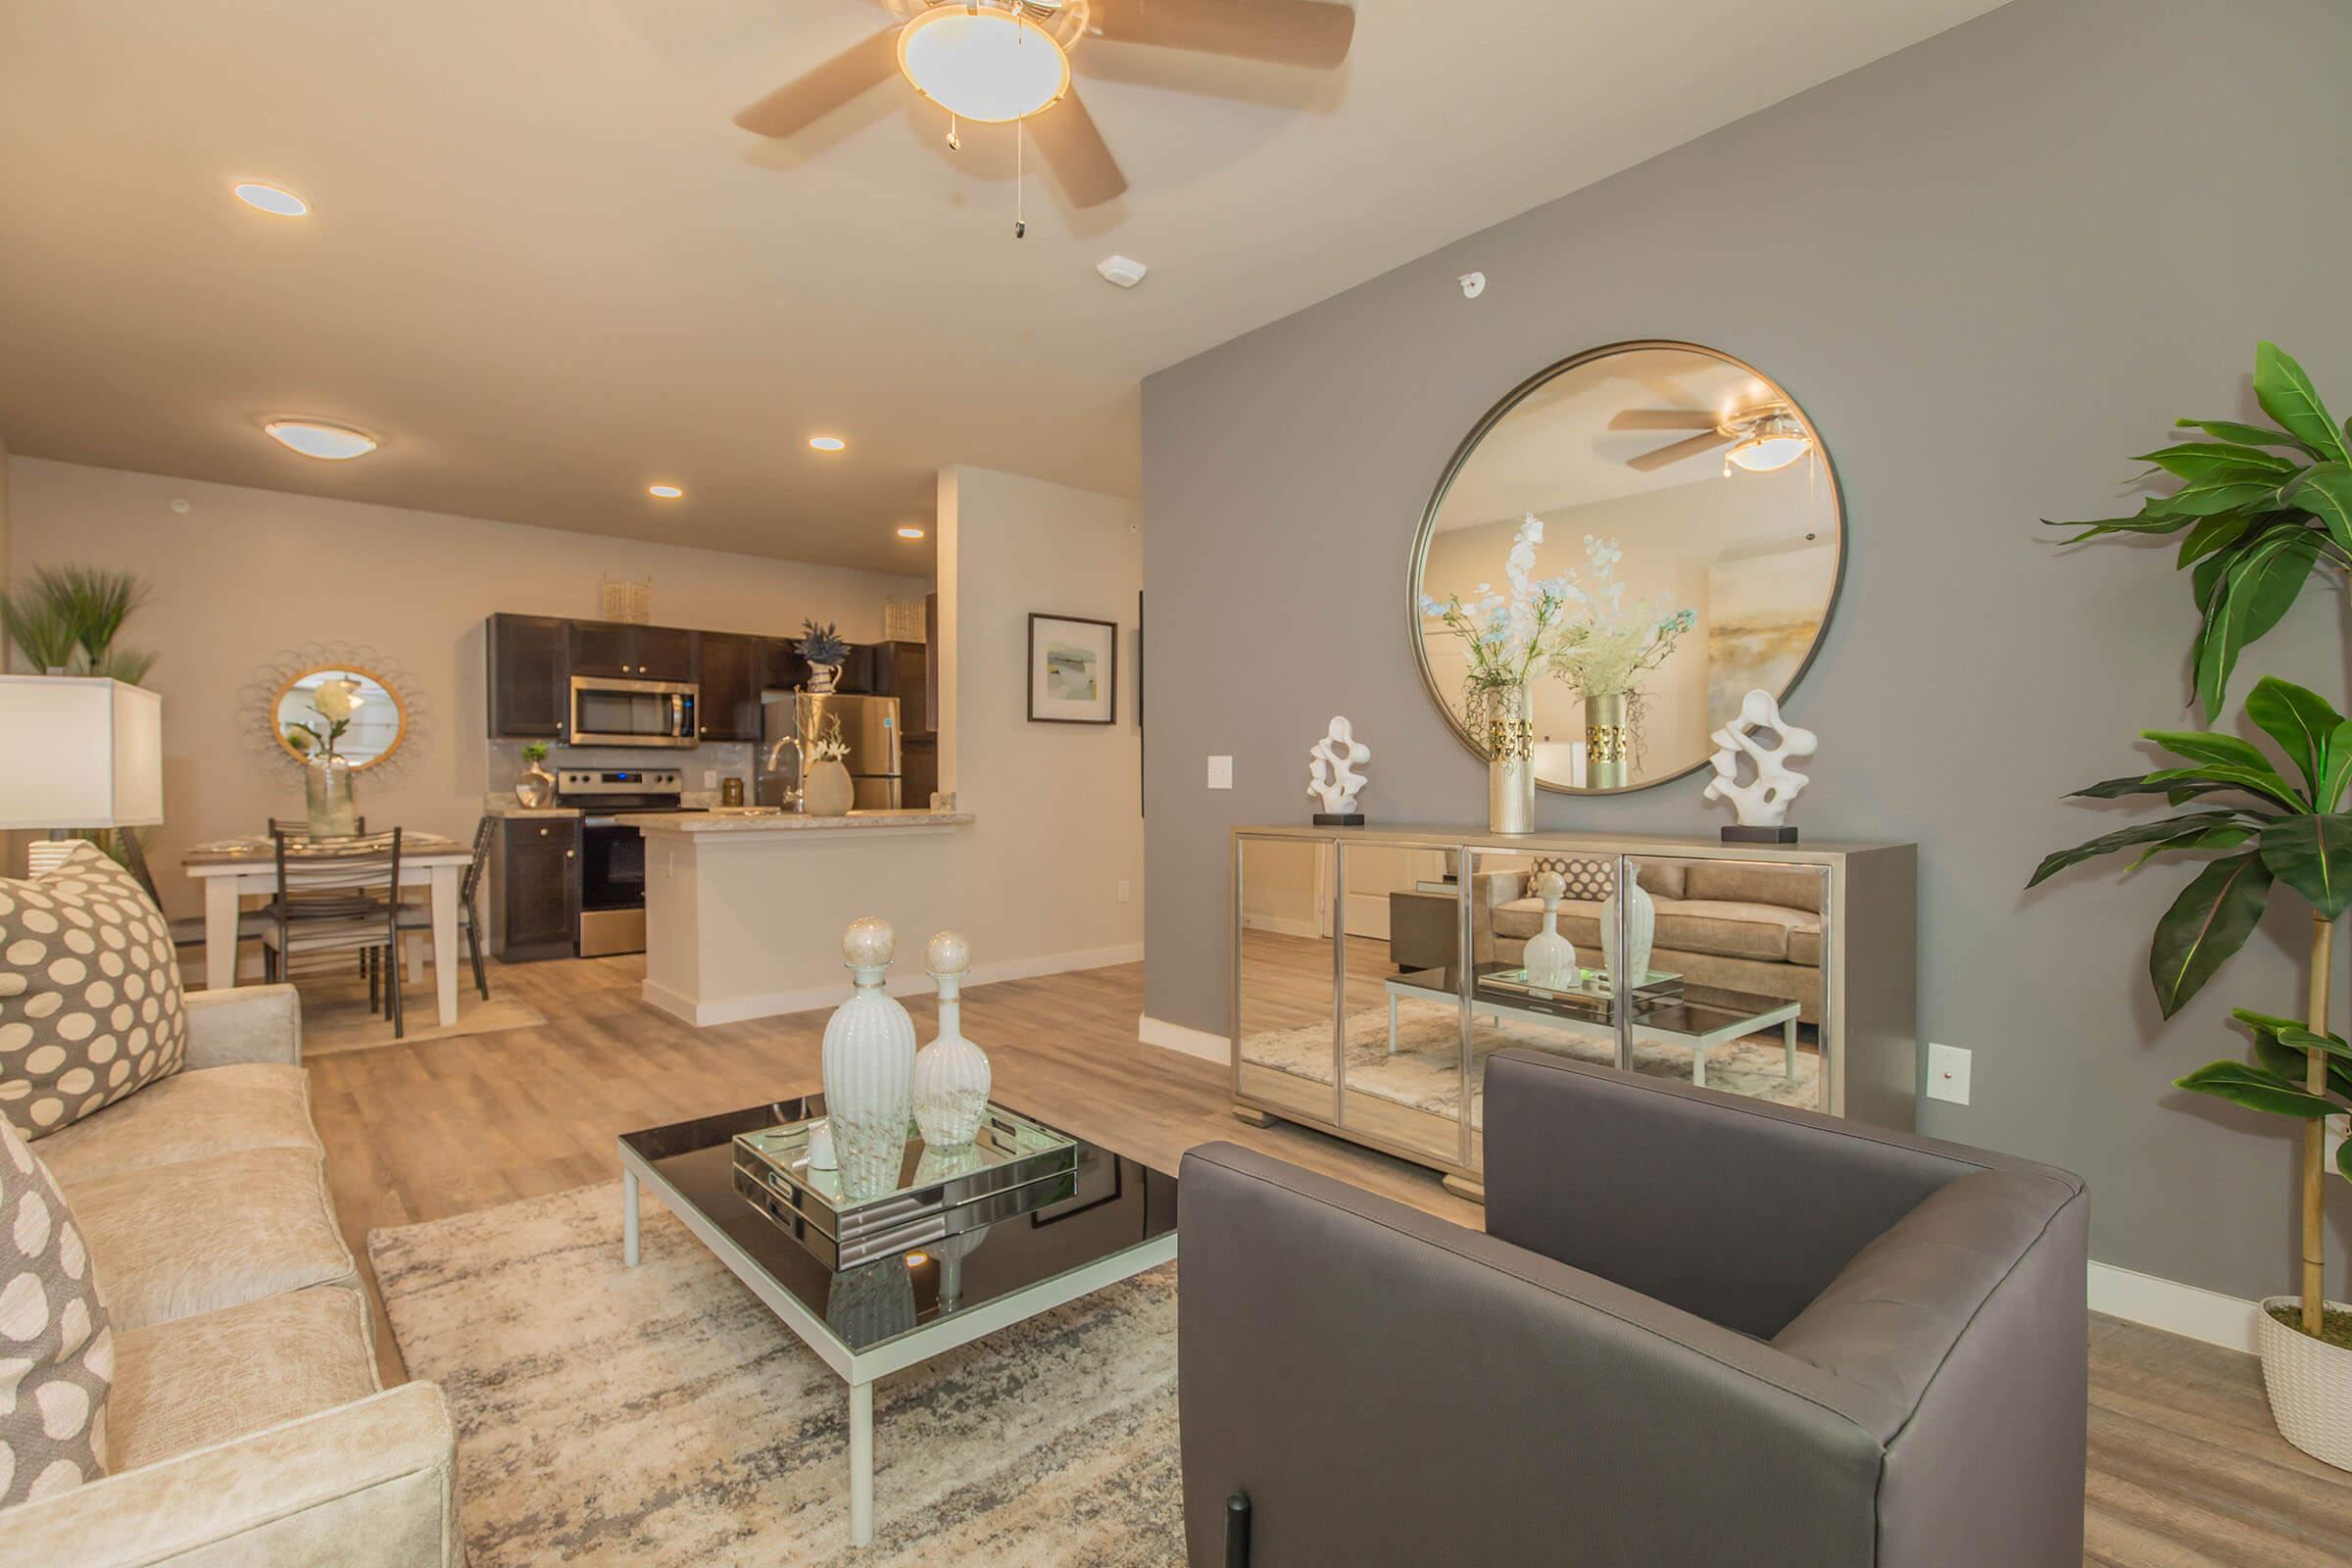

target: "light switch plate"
[1207,756,1234,790]
[702,769,717,790]
[1117,879,1132,904]
[1926,1042,1972,1105]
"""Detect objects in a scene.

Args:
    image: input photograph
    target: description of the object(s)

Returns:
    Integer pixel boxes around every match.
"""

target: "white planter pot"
[2258,1296,2352,1471]
[821,919,916,1200]
[805,759,855,818]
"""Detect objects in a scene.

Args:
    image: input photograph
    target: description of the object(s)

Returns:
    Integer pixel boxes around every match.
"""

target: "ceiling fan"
[732,0,1358,210]
[1608,401,1814,474]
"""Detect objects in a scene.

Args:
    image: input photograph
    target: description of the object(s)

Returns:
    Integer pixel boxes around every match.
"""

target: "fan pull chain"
[1014,117,1027,239]
[946,112,960,153]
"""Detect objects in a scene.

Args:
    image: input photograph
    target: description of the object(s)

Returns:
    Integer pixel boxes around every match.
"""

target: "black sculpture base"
[1722,824,1799,844]
[1312,812,1367,827]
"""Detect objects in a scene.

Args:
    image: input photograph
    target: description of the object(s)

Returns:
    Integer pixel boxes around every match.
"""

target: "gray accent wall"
[1141,0,2352,1299]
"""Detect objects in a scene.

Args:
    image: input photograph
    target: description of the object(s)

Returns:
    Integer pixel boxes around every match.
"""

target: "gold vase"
[1482,683,1537,834]
[1586,692,1630,791]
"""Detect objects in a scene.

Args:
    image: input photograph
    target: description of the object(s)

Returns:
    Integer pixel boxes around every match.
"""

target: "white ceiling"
[0,0,2001,574]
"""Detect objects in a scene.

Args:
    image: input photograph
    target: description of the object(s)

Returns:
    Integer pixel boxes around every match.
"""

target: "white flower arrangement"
[1418,514,1574,697]
[1546,534,1697,699]
[808,713,852,764]
[284,677,366,763]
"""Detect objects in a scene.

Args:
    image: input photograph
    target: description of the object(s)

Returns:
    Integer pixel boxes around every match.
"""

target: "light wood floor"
[289,954,2351,1565]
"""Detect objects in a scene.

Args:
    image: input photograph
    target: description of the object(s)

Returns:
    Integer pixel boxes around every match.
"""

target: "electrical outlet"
[1117,879,1132,904]
[1207,756,1234,790]
[702,769,717,790]
[1926,1042,1972,1105]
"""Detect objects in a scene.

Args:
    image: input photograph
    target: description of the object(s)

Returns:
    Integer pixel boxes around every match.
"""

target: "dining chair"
[116,830,274,973]
[395,814,494,1003]
[261,828,408,1037]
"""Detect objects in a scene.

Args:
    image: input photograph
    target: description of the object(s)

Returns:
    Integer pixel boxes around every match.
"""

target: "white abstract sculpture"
[1702,690,1818,830]
[1307,715,1372,818]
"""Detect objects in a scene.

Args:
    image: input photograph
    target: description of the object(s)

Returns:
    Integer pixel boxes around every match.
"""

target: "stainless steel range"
[556,768,691,957]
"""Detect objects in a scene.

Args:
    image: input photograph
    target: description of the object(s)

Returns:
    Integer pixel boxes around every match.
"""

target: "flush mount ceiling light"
[897,525,926,539]
[264,418,376,460]
[648,484,685,499]
[1724,413,1812,473]
[233,182,308,217]
[808,435,847,452]
[897,4,1069,123]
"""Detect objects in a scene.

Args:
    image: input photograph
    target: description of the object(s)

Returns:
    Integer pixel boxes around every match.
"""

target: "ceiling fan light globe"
[1726,432,1810,472]
[897,8,1070,123]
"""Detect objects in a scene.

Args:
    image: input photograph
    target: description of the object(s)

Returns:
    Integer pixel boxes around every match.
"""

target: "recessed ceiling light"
[233,182,308,217]
[808,435,847,452]
[264,419,376,460]
[897,525,926,540]
[648,484,684,499]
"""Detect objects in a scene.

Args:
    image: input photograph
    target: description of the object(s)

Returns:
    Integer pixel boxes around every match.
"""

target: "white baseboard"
[1240,913,1321,940]
[1138,1015,1231,1064]
[642,944,1146,1028]
[2087,1261,2260,1353]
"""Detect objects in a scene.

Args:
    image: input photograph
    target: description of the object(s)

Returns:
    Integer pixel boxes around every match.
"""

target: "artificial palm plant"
[2034,343,2352,1367]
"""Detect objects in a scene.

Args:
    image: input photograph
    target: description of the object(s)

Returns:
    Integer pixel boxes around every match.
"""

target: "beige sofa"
[8,985,461,1568]
[1478,859,1826,1025]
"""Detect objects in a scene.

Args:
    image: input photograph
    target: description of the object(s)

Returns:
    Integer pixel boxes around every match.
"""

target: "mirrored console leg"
[849,1379,875,1547]
[1441,1172,1486,1204]
[1232,1104,1275,1128]
[622,1170,640,1267]
[1784,1017,1799,1082]
[1692,1042,1709,1090]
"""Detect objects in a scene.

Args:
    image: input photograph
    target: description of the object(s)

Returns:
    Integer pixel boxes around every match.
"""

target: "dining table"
[179,831,476,1029]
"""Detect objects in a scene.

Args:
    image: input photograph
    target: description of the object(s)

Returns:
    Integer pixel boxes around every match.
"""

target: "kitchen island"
[618,808,985,1024]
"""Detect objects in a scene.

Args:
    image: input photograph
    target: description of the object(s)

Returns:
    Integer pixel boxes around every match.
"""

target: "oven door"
[569,676,698,748]
[577,817,648,956]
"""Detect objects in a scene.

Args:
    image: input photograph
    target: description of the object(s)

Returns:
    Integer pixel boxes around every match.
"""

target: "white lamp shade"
[0,676,165,830]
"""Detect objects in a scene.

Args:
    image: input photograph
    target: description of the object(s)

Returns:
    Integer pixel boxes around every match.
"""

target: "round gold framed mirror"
[1409,340,1844,795]
[272,666,407,770]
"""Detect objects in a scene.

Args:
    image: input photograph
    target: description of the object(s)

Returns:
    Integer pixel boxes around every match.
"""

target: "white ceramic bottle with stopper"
[1520,870,1579,988]
[821,916,917,1200]
[913,929,992,1149]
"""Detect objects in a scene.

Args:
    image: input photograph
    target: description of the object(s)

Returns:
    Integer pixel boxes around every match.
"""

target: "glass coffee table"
[617,1095,1178,1548]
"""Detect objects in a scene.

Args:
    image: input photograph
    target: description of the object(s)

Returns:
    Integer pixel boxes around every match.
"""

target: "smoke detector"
[1097,254,1149,289]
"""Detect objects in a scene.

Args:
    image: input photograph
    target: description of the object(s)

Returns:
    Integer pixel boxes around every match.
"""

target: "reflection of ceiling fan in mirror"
[1610,401,1814,474]
[733,0,1357,211]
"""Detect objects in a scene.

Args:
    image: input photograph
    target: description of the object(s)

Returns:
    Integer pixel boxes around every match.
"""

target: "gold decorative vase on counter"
[1479,682,1537,835]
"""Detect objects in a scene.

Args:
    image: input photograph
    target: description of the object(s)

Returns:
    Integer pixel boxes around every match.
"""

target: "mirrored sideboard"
[1230,825,1917,1201]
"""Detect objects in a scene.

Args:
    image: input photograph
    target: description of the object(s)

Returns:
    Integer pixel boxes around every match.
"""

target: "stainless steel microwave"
[567,675,698,748]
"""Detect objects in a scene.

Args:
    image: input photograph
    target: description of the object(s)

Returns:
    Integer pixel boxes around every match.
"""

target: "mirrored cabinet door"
[1337,843,1464,1164]
[1234,836,1341,1127]
[1462,848,1632,1173]
[1620,854,1832,1112]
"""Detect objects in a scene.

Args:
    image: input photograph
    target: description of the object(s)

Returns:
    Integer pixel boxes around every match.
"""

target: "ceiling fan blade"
[1031,88,1128,208]
[1609,409,1720,431]
[1087,0,1356,69]
[733,27,901,138]
[1627,432,1732,472]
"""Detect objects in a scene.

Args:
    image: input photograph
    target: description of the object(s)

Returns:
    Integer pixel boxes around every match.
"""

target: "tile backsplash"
[486,739,755,796]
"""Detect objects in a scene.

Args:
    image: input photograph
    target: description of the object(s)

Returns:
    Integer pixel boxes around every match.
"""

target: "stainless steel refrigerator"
[758,692,903,811]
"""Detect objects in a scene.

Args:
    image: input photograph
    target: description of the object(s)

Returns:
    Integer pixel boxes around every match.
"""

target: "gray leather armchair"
[1178,1050,2087,1567]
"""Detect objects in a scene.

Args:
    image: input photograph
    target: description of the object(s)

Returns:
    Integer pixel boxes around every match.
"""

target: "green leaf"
[2143,729,2292,785]
[2027,810,2254,887]
[2177,416,2315,453]
[2322,720,2352,811]
[2258,814,2352,920]
[2230,1005,2310,1035]
[2289,464,2352,555]
[2190,547,2232,612]
[2135,442,2301,481]
[2126,822,2252,869]
[2043,510,2197,543]
[2175,1059,2341,1117]
[2338,1138,2352,1182]
[2139,764,2302,811]
[2149,851,2275,1016]
[2146,478,2291,517]
[2275,1023,2352,1059]
[2176,511,2259,568]
[2243,676,2346,799]
[2254,343,2352,466]
[2197,528,2325,719]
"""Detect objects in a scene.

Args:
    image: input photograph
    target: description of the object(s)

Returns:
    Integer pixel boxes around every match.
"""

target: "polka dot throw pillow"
[0,842,186,1141]
[0,1114,113,1504]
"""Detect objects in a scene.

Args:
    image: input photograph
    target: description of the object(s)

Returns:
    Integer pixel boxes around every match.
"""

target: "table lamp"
[0,675,165,875]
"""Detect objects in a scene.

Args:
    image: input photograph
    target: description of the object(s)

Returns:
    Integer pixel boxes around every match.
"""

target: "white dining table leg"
[429,864,461,1027]
[204,877,242,992]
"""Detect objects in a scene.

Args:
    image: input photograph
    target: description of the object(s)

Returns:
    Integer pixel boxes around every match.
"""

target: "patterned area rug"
[1242,1000,1819,1119]
[368,1184,1184,1567]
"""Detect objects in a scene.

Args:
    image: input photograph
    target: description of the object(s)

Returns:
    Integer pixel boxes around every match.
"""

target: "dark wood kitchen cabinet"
[487,613,568,738]
[694,631,766,742]
[492,816,579,961]
[568,620,694,682]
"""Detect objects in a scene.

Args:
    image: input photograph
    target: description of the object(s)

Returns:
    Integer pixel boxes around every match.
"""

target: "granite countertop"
[613,808,974,834]
[486,801,582,817]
